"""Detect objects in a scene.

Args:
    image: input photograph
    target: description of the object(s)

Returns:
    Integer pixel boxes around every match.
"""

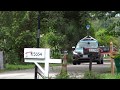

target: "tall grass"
[100,73,120,79]
[82,71,101,79]
[82,71,120,79]
[2,63,34,71]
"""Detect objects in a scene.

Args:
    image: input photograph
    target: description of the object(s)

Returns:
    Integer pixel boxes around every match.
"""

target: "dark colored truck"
[72,36,103,65]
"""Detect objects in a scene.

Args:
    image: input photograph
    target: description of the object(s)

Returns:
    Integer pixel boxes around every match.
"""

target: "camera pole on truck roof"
[86,24,90,37]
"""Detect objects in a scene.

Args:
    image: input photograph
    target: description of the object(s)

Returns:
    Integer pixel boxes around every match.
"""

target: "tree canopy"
[0,11,119,64]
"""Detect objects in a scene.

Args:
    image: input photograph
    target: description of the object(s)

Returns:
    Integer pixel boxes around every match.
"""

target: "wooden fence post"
[60,51,68,76]
[110,41,114,75]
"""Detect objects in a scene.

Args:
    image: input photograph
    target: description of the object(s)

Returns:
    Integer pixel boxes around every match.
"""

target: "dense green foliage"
[0,11,120,65]
[83,71,101,79]
[100,73,120,79]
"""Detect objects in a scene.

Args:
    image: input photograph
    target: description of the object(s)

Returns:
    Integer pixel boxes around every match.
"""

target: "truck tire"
[101,60,103,64]
[77,61,81,65]
[73,61,77,65]
[97,61,101,64]
[100,55,104,64]
[97,59,103,64]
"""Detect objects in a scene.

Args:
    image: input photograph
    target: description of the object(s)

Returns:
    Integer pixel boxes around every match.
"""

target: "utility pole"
[35,11,40,79]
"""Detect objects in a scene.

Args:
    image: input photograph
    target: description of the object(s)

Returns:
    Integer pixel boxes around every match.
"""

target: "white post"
[24,48,62,79]
[44,48,50,78]
[34,62,45,76]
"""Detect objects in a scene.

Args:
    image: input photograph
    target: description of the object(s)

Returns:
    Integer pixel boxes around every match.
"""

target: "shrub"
[5,50,20,64]
[100,73,120,79]
[83,71,101,79]
[55,72,70,79]
[114,54,120,58]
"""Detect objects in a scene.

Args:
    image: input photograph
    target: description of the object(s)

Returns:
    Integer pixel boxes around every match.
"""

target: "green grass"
[82,71,120,79]
[6,64,34,70]
[100,73,120,79]
[0,63,35,72]
[0,63,61,73]
[103,56,110,59]
[82,71,101,79]
[50,63,62,67]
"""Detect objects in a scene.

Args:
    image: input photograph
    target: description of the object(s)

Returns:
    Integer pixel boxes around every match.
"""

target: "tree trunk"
[60,53,67,75]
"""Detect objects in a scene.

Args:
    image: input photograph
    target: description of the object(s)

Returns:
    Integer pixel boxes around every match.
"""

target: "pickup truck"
[72,36,103,65]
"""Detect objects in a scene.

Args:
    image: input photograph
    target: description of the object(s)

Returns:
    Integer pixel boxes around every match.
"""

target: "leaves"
[0,11,120,64]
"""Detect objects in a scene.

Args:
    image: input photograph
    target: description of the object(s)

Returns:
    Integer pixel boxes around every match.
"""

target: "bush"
[114,54,120,58]
[67,52,73,63]
[5,63,34,70]
[83,71,101,79]
[55,72,70,79]
[100,73,120,79]
[114,52,120,73]
[5,50,20,64]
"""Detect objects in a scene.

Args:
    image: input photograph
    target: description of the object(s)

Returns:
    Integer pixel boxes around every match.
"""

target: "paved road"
[0,62,113,79]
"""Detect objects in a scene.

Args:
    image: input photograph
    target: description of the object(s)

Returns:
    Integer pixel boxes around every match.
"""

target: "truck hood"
[75,48,83,54]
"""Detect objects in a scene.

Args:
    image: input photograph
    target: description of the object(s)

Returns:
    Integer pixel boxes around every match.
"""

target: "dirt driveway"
[0,62,112,79]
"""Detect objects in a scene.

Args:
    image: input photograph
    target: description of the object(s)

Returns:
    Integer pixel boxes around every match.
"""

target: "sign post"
[24,48,61,79]
[89,54,92,71]
[35,11,41,79]
[88,48,99,71]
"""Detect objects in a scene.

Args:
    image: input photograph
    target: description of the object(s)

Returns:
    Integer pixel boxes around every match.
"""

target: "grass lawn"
[0,63,62,73]
[100,73,120,79]
[0,63,35,73]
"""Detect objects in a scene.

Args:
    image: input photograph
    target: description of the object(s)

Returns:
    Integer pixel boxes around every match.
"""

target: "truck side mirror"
[64,50,68,55]
[72,46,75,51]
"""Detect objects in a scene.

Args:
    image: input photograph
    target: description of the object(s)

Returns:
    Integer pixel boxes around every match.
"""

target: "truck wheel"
[101,60,103,64]
[77,61,81,65]
[97,60,103,64]
[73,61,77,65]
[97,61,101,64]
[100,55,104,64]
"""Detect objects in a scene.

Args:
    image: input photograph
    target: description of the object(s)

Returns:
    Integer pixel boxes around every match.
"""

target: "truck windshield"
[76,41,98,48]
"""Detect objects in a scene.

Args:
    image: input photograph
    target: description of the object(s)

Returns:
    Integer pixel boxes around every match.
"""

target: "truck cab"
[72,35,103,65]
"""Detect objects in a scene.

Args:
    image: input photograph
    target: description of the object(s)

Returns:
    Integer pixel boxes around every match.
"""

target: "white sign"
[24,48,62,79]
[24,48,45,59]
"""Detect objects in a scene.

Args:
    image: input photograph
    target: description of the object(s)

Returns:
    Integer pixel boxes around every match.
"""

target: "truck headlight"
[73,51,78,55]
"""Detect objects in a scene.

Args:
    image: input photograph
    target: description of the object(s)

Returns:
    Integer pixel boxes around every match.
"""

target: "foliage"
[41,31,65,58]
[0,11,120,65]
[100,73,120,79]
[83,71,101,79]
[0,11,37,64]
[83,72,120,79]
[2,63,34,71]
[66,52,73,63]
[5,50,20,64]
[55,72,70,79]
[114,53,120,58]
